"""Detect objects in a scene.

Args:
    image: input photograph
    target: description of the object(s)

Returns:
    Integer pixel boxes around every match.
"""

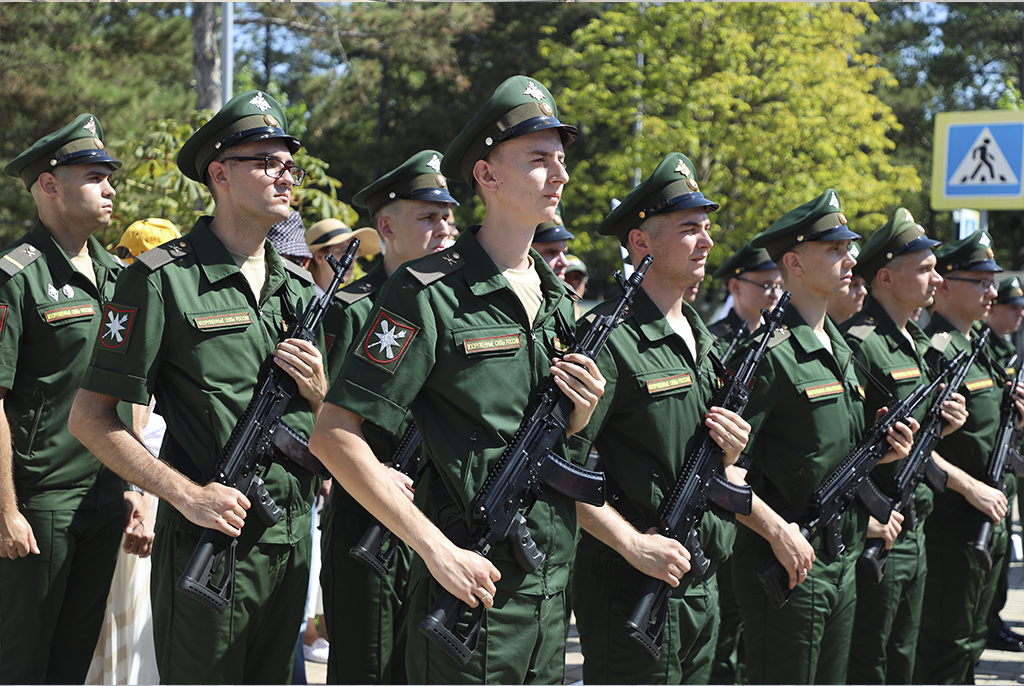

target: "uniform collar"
[783,305,853,373]
[29,219,120,288]
[190,216,287,299]
[861,295,930,358]
[632,288,716,362]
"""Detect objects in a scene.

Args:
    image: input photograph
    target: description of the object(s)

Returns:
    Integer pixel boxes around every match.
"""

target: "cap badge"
[539,103,553,116]
[93,138,104,150]
[987,248,995,258]
[553,214,562,224]
[249,92,272,112]
[979,232,991,247]
[264,114,279,128]
[687,178,699,191]
[436,175,447,188]
[524,81,546,102]
[829,191,840,209]
[674,159,691,177]
[83,117,97,136]
[427,154,442,173]
[904,209,915,223]
[838,213,848,225]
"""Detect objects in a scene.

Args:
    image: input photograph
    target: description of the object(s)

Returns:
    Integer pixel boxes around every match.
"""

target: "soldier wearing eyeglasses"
[69,91,328,683]
[915,231,1024,684]
[708,244,782,348]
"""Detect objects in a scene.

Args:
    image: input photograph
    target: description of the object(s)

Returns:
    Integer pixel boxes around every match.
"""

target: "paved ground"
[305,515,1024,685]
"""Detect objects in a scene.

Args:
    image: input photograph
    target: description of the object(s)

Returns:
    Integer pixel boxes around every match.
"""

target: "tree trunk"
[192,2,222,110]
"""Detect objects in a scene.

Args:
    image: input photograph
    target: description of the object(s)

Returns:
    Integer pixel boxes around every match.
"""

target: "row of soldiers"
[0,72,1020,686]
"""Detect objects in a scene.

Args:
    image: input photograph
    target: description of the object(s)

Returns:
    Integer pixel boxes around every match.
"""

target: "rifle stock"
[623,292,790,661]
[176,240,360,613]
[418,255,653,666]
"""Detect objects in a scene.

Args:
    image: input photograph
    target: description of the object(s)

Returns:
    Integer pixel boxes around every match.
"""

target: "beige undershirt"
[228,248,268,301]
[501,257,543,325]
[668,315,697,360]
[816,329,833,354]
[66,250,96,287]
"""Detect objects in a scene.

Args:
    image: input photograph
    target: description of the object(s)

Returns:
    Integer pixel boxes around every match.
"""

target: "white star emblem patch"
[373,320,406,360]
[356,309,418,373]
[97,304,136,353]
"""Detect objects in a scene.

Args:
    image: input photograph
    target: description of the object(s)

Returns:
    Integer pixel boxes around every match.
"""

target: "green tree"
[541,3,920,297]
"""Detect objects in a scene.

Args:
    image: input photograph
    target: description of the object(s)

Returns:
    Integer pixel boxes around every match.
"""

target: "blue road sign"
[932,111,1024,210]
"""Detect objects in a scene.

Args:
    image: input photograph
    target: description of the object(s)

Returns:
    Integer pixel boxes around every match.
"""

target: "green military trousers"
[405,573,567,684]
[151,522,310,684]
[732,529,858,685]
[915,513,1009,684]
[847,526,927,684]
[710,555,743,685]
[320,492,413,684]
[0,502,122,684]
[572,545,719,685]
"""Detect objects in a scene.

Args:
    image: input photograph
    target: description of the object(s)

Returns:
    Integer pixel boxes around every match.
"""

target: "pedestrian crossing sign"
[932,111,1024,210]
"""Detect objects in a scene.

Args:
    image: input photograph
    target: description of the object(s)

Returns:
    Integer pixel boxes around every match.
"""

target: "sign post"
[932,111,1024,211]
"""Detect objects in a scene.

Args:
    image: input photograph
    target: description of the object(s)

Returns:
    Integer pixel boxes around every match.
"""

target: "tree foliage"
[540,3,920,295]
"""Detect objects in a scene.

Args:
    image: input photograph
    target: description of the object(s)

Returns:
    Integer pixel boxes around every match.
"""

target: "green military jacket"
[927,313,1003,520]
[330,227,582,596]
[0,220,126,510]
[81,217,324,544]
[740,306,868,553]
[842,296,936,524]
[572,290,734,593]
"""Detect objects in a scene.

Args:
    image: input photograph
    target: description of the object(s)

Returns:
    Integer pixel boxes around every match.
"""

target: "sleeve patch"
[96,303,137,354]
[354,308,418,374]
[0,304,8,344]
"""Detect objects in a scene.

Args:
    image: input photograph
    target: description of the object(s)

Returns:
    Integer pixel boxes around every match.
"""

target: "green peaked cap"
[177,90,300,183]
[996,276,1024,305]
[353,150,459,216]
[934,230,1003,273]
[598,153,719,246]
[441,75,578,186]
[751,188,860,262]
[712,244,776,279]
[854,207,940,282]
[5,113,121,190]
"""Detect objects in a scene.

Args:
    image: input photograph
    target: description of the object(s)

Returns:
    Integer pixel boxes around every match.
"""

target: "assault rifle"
[623,292,789,662]
[418,255,653,666]
[973,353,1024,572]
[349,423,423,579]
[176,239,359,614]
[858,333,987,584]
[720,320,749,364]
[757,347,959,610]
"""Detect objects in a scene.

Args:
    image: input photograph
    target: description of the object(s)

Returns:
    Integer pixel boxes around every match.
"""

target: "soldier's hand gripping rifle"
[176,239,360,614]
[973,353,1024,572]
[858,334,986,584]
[348,423,423,579]
[757,348,959,610]
[418,255,653,666]
[623,292,789,662]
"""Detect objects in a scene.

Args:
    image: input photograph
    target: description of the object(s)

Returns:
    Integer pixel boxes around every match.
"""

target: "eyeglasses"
[946,276,997,292]
[736,277,785,294]
[222,156,306,186]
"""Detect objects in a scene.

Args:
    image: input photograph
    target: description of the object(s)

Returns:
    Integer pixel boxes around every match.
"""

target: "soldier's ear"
[36,172,59,198]
[473,159,500,194]
[781,250,803,277]
[628,227,651,256]
[875,267,893,289]
[377,215,395,241]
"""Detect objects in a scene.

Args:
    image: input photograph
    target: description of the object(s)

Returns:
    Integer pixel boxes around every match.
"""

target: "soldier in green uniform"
[532,205,573,280]
[319,149,457,684]
[68,91,329,684]
[0,114,151,684]
[841,208,969,684]
[707,244,782,344]
[730,189,915,685]
[568,153,751,684]
[914,230,1024,684]
[309,75,606,684]
[982,276,1024,653]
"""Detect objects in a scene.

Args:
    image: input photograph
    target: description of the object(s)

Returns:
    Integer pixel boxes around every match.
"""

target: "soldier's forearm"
[0,393,19,515]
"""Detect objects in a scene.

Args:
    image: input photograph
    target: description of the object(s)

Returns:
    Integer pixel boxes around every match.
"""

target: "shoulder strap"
[334,278,377,306]
[845,317,877,342]
[766,326,792,350]
[0,244,42,278]
[136,239,192,272]
[281,258,315,285]
[405,247,465,287]
[930,331,953,354]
